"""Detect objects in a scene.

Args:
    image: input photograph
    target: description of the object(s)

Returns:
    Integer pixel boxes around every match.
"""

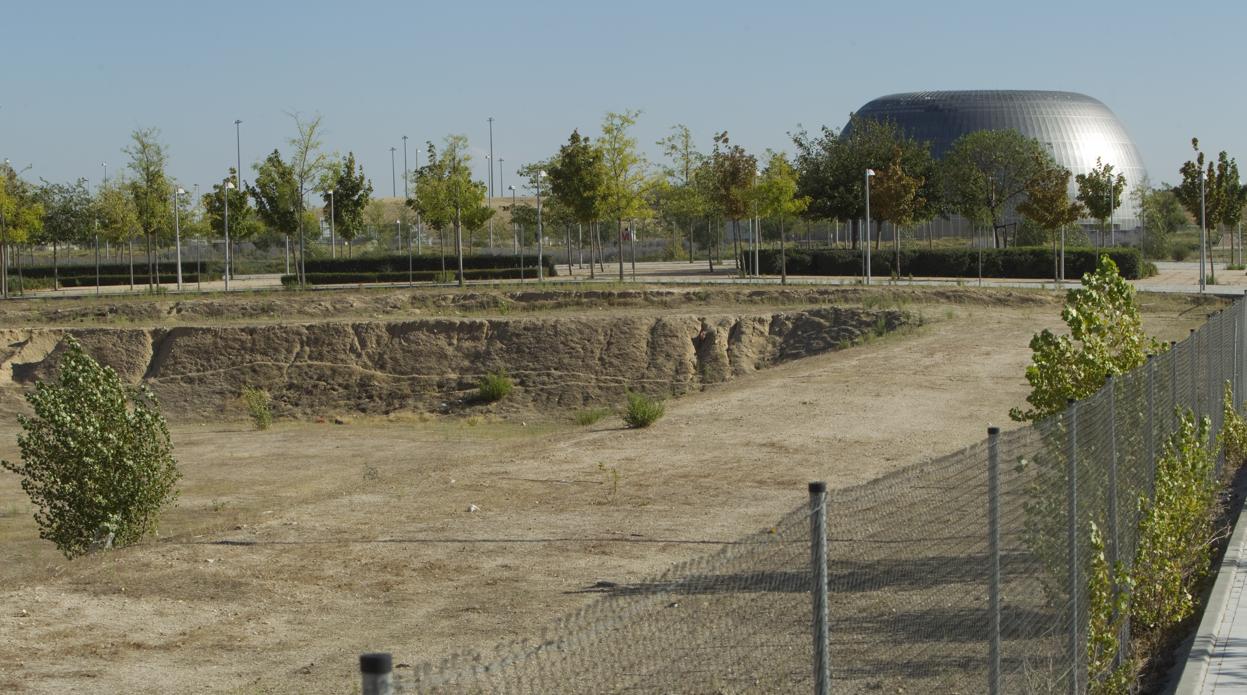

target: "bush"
[0,337,179,558]
[743,246,1147,280]
[280,267,549,287]
[623,391,665,428]
[240,386,273,430]
[301,253,557,275]
[477,371,514,403]
[574,407,610,426]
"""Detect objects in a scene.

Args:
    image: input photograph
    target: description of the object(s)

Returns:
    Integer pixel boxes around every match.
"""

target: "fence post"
[988,426,1002,695]
[360,653,393,695]
[1147,354,1156,489]
[809,481,830,695]
[1106,375,1124,671]
[1067,399,1081,695]
[1191,329,1199,418]
[1171,341,1179,428]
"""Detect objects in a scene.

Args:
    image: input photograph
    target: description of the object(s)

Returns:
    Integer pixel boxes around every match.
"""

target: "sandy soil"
[0,290,1214,694]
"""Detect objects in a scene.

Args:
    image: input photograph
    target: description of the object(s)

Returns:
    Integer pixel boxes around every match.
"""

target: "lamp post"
[224,180,235,291]
[234,119,243,192]
[509,185,521,281]
[327,189,336,259]
[754,168,761,279]
[101,161,108,185]
[173,187,186,290]
[390,147,397,198]
[1200,167,1207,293]
[498,158,505,213]
[864,168,876,285]
[537,170,547,281]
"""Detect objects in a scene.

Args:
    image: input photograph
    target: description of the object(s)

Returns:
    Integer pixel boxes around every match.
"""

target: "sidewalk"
[1173,499,1247,693]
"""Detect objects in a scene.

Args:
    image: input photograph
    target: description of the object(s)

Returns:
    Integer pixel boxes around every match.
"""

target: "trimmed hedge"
[19,261,207,280]
[301,253,557,275]
[54,274,206,288]
[743,246,1146,280]
[281,266,553,286]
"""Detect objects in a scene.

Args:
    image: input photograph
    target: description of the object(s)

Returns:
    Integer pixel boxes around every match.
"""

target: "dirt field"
[0,286,1217,693]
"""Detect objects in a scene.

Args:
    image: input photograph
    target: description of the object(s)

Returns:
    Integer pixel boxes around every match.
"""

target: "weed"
[477,370,514,403]
[362,464,380,481]
[872,315,889,338]
[210,498,227,512]
[240,386,273,430]
[574,407,610,426]
[597,463,620,503]
[623,391,665,428]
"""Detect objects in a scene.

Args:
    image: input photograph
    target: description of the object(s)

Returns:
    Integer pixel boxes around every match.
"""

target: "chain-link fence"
[360,298,1246,695]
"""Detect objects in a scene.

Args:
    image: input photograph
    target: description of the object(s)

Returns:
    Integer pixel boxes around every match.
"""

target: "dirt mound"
[0,307,911,418]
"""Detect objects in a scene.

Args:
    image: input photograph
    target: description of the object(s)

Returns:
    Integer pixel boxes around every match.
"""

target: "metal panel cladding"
[844,90,1148,228]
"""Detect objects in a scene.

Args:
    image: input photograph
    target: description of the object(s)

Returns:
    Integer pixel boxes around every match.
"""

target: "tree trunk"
[707,217,714,272]
[780,216,787,285]
[53,242,59,290]
[455,206,465,288]
[617,218,625,282]
[128,239,135,290]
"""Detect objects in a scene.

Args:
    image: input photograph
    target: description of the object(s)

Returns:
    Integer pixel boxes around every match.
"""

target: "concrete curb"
[1171,500,1247,694]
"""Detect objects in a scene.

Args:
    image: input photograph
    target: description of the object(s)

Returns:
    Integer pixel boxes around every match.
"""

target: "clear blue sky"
[3,0,1243,197]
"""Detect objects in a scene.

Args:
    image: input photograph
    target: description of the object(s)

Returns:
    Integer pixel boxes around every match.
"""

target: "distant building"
[845,90,1148,238]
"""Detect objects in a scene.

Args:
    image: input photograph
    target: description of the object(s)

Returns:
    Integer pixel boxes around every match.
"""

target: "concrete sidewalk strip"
[1173,501,1247,694]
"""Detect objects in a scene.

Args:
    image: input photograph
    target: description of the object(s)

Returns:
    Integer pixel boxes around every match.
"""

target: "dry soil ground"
[0,286,1217,694]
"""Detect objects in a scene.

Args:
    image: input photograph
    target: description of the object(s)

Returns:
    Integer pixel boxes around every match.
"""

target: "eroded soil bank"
[0,306,911,417]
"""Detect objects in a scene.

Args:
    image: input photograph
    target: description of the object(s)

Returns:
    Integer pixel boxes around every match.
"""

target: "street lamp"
[509,185,521,281]
[1200,166,1207,293]
[234,120,243,191]
[173,187,186,290]
[486,154,493,249]
[390,147,397,198]
[864,168,876,285]
[326,189,336,259]
[536,170,547,281]
[101,161,108,186]
[754,168,762,279]
[224,180,235,291]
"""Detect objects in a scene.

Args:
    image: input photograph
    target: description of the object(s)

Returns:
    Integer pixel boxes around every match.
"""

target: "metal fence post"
[1171,341,1179,427]
[1067,399,1080,695]
[361,652,394,695]
[1106,375,1124,671]
[1147,355,1156,489]
[1191,329,1199,418]
[809,481,830,695]
[988,426,1002,695]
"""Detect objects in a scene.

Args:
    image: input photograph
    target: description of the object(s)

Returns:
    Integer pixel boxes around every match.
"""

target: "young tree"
[123,127,171,290]
[202,168,256,270]
[940,129,1050,248]
[1174,139,1233,283]
[1136,185,1187,259]
[249,152,300,278]
[1075,157,1127,246]
[754,152,809,284]
[1017,157,1085,280]
[286,113,331,284]
[657,124,706,263]
[0,164,44,297]
[709,132,756,275]
[547,130,606,277]
[322,153,373,257]
[597,110,647,280]
[94,178,141,287]
[409,136,490,286]
[868,146,926,271]
[36,179,94,287]
[1,337,179,558]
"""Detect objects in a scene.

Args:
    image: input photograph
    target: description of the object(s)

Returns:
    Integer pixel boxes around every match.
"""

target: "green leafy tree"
[656,124,706,263]
[36,178,94,286]
[1136,184,1188,259]
[791,115,937,249]
[249,150,301,275]
[940,129,1051,248]
[1075,157,1127,245]
[869,146,926,271]
[123,127,171,289]
[597,110,647,280]
[547,130,607,276]
[286,113,331,284]
[1,337,179,558]
[322,152,373,256]
[1174,139,1227,281]
[754,152,809,283]
[1017,157,1086,280]
[0,164,44,297]
[409,136,490,286]
[1010,255,1163,422]
[203,168,256,270]
[708,131,756,275]
[94,178,141,285]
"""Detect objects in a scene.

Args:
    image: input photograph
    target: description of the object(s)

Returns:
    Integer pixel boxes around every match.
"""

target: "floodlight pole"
[173,188,185,290]
[537,170,546,281]
[327,190,336,259]
[1200,168,1207,293]
[864,169,875,285]
[224,179,233,292]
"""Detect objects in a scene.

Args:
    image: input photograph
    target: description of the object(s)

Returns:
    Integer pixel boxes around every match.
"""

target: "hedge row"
[53,274,206,288]
[281,266,555,286]
[19,261,205,280]
[301,254,557,274]
[742,247,1146,280]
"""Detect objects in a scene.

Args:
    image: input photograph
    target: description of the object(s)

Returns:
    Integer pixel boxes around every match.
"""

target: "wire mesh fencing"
[361,298,1246,695]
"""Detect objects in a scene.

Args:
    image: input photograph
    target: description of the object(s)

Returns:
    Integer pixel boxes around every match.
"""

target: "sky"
[2,0,1244,199]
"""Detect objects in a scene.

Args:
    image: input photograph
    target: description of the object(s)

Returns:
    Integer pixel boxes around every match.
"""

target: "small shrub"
[623,391,665,428]
[1219,382,1247,465]
[597,463,620,503]
[574,407,610,426]
[0,337,180,558]
[1170,245,1190,262]
[240,386,273,430]
[477,370,514,403]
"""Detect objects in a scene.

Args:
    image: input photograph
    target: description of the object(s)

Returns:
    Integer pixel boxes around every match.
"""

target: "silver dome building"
[846,90,1147,232]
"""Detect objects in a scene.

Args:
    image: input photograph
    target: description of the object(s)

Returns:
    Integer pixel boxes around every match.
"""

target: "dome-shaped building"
[845,90,1147,232]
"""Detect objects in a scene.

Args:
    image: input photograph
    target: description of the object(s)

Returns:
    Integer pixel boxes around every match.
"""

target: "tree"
[754,152,809,284]
[1,337,179,558]
[285,113,331,285]
[1017,157,1085,280]
[36,179,94,287]
[597,110,647,280]
[1075,157,1127,246]
[1213,152,1246,263]
[791,115,936,249]
[1010,255,1162,423]
[1136,184,1187,259]
[708,131,756,275]
[123,127,171,290]
[409,136,490,286]
[868,146,926,272]
[657,125,706,264]
[1174,139,1236,283]
[250,150,301,277]
[547,130,606,277]
[94,178,141,287]
[0,163,44,297]
[322,152,373,256]
[940,129,1050,248]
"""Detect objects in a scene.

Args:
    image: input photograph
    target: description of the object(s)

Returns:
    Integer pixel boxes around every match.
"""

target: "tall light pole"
[234,120,243,192]
[101,161,108,185]
[224,180,235,291]
[487,117,495,250]
[173,187,186,290]
[327,189,336,259]
[390,147,397,198]
[537,170,546,281]
[402,135,410,202]
[510,185,520,279]
[498,158,505,208]
[864,168,875,285]
[1200,167,1207,293]
[754,168,761,279]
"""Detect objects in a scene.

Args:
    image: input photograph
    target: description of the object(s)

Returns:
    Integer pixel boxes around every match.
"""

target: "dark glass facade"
[845,90,1147,229]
